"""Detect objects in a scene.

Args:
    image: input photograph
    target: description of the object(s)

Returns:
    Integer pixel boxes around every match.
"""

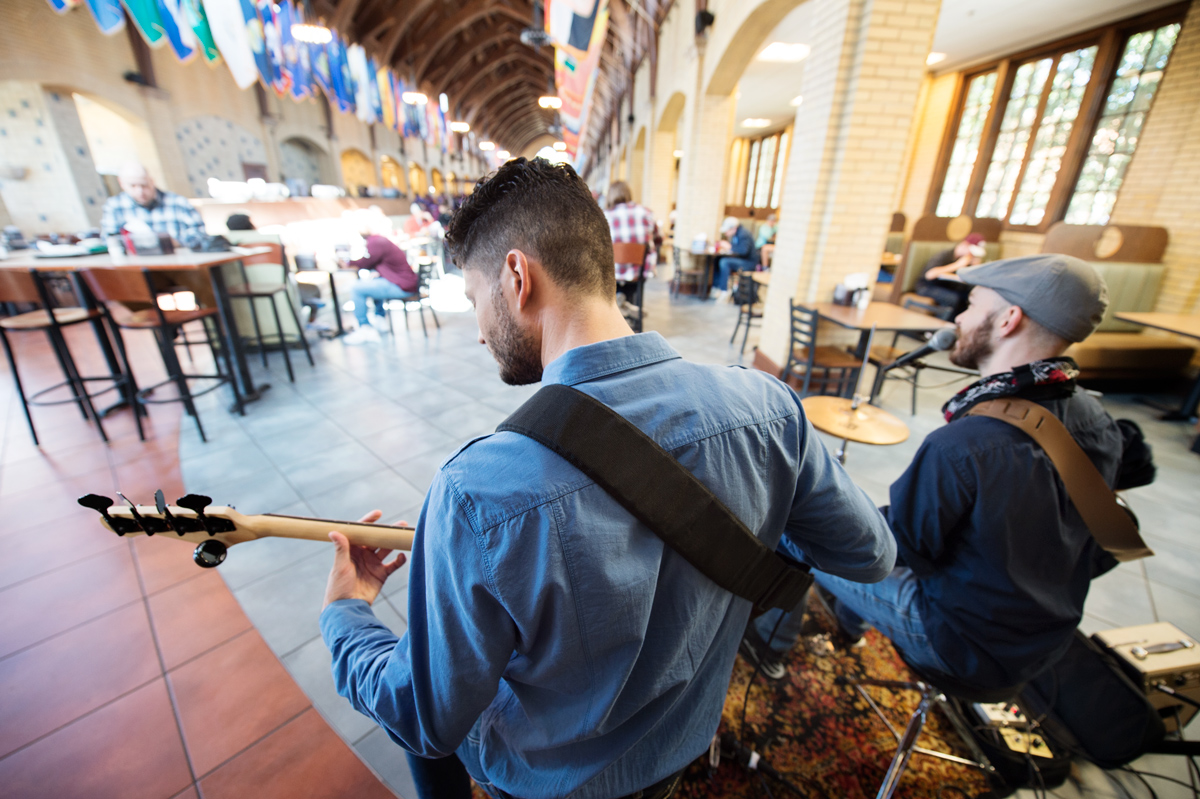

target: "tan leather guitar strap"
[967,398,1154,562]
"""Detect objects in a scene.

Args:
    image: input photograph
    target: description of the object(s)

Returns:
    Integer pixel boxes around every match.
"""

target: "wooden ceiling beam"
[456,57,549,118]
[463,71,548,129]
[427,25,524,93]
[380,0,439,66]
[413,2,539,84]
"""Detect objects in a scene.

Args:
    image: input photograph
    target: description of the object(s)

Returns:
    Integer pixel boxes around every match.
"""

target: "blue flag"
[83,0,125,33]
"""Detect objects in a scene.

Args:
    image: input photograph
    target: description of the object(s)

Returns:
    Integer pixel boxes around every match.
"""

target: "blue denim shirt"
[321,333,894,798]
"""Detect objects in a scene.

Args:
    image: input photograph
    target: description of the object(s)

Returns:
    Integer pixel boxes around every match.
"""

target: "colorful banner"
[83,0,125,34]
[155,0,198,60]
[202,0,257,87]
[378,66,396,131]
[46,0,82,14]
[260,0,290,95]
[121,0,168,46]
[367,57,384,126]
[310,35,335,103]
[347,45,373,123]
[328,34,355,114]
[182,0,220,63]
[545,0,608,161]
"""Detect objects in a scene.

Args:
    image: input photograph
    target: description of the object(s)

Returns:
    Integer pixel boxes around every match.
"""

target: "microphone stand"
[836,324,875,465]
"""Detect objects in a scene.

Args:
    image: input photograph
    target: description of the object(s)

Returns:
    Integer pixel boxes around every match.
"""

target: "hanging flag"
[280,0,310,99]
[182,0,220,63]
[367,57,384,125]
[347,45,373,123]
[155,0,198,61]
[328,34,355,114]
[83,0,125,33]
[310,36,335,102]
[258,0,289,95]
[45,0,82,14]
[202,0,258,88]
[424,102,440,150]
[237,0,272,88]
[545,0,608,160]
[377,65,396,131]
[121,0,168,47]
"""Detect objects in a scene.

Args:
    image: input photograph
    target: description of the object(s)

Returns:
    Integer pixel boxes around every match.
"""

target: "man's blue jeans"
[713,257,757,291]
[352,277,409,325]
[753,567,952,675]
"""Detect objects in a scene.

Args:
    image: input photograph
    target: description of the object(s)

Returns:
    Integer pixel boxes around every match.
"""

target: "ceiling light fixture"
[539,95,563,109]
[790,95,804,107]
[401,92,428,105]
[553,141,567,151]
[291,23,332,44]
[756,42,810,63]
[742,118,772,128]
[673,149,683,158]
[479,141,496,151]
[497,150,511,160]
[926,52,947,66]
[450,121,470,133]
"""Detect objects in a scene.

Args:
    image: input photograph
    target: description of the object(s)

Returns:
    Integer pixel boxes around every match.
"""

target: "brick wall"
[1111,0,1200,315]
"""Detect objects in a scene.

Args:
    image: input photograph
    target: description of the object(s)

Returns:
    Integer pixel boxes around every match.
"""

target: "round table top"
[801,396,910,445]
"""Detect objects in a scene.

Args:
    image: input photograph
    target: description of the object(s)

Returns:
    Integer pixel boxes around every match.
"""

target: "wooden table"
[1115,312,1200,421]
[1,248,271,403]
[813,301,952,398]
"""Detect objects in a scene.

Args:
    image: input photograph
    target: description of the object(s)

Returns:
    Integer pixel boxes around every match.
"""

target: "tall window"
[929,6,1184,231]
[726,128,791,212]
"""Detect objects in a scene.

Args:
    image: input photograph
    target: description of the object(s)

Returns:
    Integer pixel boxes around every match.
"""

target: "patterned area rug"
[472,601,999,799]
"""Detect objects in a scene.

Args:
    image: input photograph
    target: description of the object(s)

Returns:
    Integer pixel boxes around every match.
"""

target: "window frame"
[725,126,792,216]
[924,2,1188,232]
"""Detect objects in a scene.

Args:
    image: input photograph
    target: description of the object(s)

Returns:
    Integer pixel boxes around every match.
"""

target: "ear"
[996,304,1025,338]
[501,249,535,311]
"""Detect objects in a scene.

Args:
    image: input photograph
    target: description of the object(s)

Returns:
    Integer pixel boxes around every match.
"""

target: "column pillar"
[674,66,735,252]
[757,0,942,366]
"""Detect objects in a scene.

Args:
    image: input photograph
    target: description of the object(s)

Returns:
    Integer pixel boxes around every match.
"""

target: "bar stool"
[226,243,314,382]
[0,268,141,445]
[80,268,243,442]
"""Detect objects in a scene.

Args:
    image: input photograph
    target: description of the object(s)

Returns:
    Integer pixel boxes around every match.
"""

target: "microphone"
[884,327,957,371]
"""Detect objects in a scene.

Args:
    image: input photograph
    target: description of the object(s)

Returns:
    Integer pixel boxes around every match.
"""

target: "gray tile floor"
[179,276,1200,798]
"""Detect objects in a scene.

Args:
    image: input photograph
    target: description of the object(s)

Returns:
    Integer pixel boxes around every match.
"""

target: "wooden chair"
[80,268,242,442]
[613,241,648,333]
[384,258,441,338]
[227,242,314,382]
[0,268,140,445]
[729,272,763,354]
[670,246,709,300]
[781,300,862,396]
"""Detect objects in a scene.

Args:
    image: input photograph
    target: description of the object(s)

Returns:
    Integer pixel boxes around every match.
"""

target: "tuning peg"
[77,494,124,534]
[154,489,185,536]
[115,492,151,536]
[176,494,217,536]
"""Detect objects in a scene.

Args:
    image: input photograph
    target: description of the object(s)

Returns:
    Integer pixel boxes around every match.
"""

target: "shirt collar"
[542,332,681,387]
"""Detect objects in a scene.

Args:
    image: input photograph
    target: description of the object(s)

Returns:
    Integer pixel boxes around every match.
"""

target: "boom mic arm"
[883,327,958,372]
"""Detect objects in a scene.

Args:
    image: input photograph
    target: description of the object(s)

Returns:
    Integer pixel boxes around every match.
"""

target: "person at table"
[742,254,1156,689]
[755,213,778,268]
[712,216,758,301]
[100,162,207,249]
[603,180,661,310]
[913,232,986,317]
[319,157,895,799]
[403,203,435,237]
[338,229,419,344]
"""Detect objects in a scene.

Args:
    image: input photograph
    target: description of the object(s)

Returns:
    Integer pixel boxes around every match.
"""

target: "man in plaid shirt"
[603,181,661,287]
[101,162,207,248]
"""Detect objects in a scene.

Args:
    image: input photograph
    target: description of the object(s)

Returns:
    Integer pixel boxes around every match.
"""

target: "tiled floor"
[3,274,1198,798]
[0,322,388,799]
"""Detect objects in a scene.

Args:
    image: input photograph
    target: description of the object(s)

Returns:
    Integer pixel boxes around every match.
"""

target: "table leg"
[70,272,136,416]
[1160,373,1200,422]
[208,261,268,404]
[326,271,346,337]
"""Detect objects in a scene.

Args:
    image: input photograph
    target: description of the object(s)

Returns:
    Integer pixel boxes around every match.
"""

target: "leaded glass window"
[1066,23,1180,225]
[753,135,777,208]
[936,71,997,217]
[977,58,1053,219]
[770,131,789,209]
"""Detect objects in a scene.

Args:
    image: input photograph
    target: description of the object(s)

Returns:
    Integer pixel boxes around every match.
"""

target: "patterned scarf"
[942,357,1080,422]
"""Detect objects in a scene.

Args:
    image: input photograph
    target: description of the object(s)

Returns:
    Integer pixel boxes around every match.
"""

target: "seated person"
[101,161,206,249]
[339,229,419,344]
[755,213,778,268]
[713,216,758,301]
[913,233,986,317]
[602,180,661,310]
[743,254,1156,690]
[403,203,434,237]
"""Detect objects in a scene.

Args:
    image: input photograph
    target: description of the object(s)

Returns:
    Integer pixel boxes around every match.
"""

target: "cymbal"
[801,396,910,445]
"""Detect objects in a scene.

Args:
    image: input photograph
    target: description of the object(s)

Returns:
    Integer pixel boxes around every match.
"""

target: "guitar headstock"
[78,491,256,567]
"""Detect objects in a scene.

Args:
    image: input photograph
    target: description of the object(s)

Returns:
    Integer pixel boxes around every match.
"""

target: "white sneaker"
[343,324,381,345]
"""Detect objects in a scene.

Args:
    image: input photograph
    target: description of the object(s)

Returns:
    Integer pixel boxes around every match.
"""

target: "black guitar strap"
[496,383,812,613]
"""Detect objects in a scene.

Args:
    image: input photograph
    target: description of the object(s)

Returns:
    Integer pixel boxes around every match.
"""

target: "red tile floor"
[0,322,392,798]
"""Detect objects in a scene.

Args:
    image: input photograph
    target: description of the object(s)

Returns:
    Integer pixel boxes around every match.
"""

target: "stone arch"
[408,162,429,195]
[430,168,445,195]
[280,136,331,191]
[657,91,686,133]
[380,154,406,194]
[340,148,376,194]
[630,126,646,203]
[704,0,810,97]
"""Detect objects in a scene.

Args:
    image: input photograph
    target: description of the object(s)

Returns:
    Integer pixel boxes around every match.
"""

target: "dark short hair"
[226,213,255,230]
[446,158,614,296]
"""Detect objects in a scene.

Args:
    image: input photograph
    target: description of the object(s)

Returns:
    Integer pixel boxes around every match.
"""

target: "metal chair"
[838,660,1019,799]
[0,268,140,445]
[384,259,441,338]
[781,300,862,396]
[226,242,314,382]
[613,241,648,333]
[729,272,763,354]
[869,297,973,413]
[80,267,243,442]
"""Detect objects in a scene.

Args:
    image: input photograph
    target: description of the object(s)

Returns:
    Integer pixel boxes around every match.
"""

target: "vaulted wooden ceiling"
[314,0,556,153]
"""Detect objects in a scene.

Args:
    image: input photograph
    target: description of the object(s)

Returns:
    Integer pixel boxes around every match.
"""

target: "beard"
[488,286,544,385]
[949,310,998,370]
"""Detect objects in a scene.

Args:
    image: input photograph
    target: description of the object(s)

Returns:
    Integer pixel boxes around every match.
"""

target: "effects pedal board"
[971,702,1027,727]
[1094,622,1200,733]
